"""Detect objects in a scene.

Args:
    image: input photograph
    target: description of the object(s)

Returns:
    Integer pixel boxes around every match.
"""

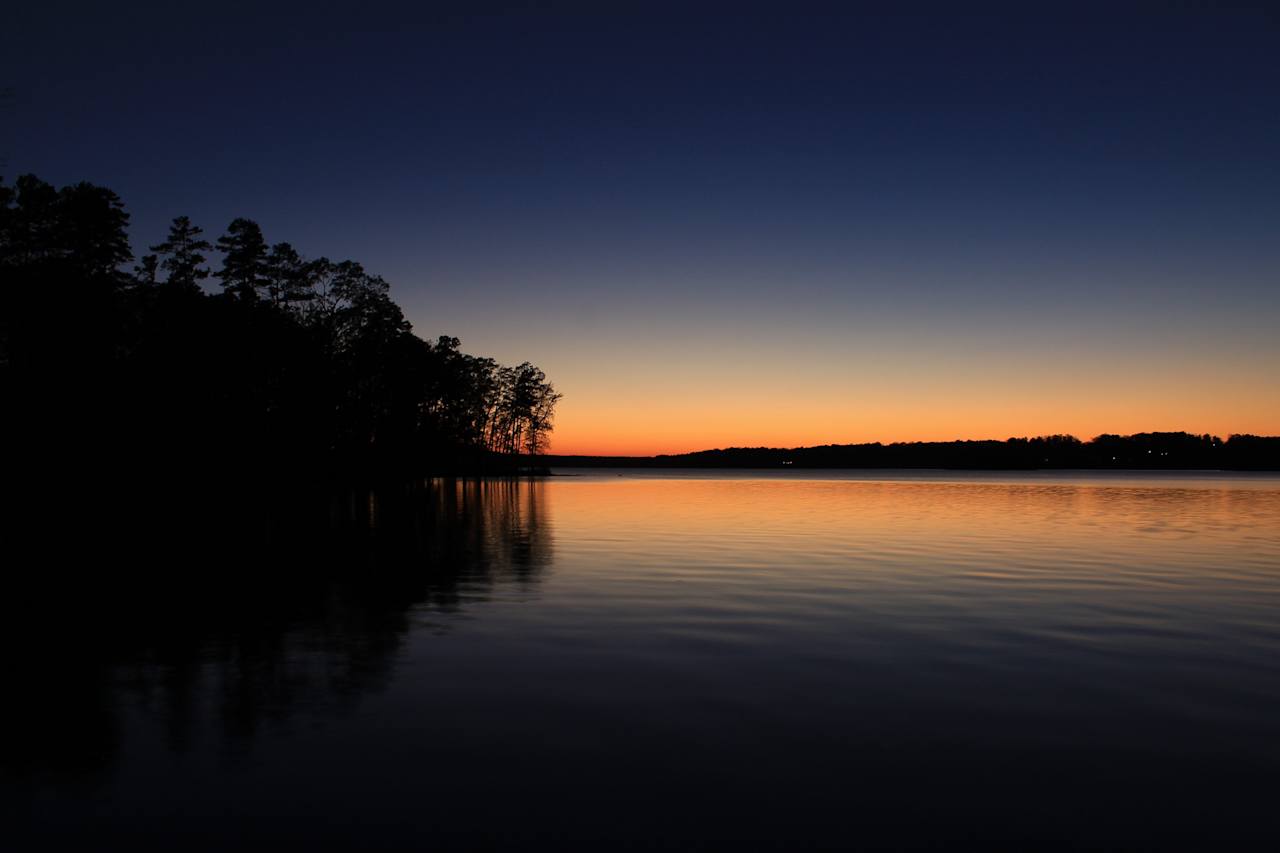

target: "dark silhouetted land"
[1,175,560,492]
[549,432,1280,470]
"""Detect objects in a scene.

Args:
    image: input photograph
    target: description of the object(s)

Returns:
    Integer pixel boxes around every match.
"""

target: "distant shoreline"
[544,433,1280,471]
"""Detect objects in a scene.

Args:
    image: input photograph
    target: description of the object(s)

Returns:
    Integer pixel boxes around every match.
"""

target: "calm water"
[6,471,1280,850]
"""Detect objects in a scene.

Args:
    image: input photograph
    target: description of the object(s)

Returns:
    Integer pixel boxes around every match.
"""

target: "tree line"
[0,174,560,485]
[552,432,1280,470]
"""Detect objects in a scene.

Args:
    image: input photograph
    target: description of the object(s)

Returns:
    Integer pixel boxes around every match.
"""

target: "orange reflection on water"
[544,474,1280,593]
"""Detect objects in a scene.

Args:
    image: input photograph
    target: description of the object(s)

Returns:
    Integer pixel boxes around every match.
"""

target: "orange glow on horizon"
[453,296,1280,458]
[546,389,1280,457]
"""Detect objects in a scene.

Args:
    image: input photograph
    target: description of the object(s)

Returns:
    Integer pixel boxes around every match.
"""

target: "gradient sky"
[5,2,1278,454]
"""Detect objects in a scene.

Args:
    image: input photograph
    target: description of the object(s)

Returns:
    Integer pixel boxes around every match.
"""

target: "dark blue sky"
[5,2,1279,451]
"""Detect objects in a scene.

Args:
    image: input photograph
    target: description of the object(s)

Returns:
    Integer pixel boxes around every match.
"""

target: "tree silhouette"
[4,174,567,483]
[485,362,561,456]
[133,253,159,286]
[264,242,313,307]
[55,181,132,283]
[150,215,211,292]
[0,174,60,267]
[0,175,130,280]
[215,218,268,300]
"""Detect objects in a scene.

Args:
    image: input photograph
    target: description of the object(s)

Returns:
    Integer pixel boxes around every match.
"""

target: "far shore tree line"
[548,432,1279,470]
[1,174,560,484]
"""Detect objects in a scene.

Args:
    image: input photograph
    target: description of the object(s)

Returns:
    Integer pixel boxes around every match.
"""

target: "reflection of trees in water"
[327,477,552,609]
[1,477,551,780]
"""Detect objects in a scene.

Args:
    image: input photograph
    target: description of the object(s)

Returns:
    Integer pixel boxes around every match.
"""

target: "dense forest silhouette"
[554,432,1280,470]
[1,174,561,493]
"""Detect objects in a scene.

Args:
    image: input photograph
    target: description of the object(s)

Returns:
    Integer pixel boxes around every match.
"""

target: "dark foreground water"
[6,471,1280,851]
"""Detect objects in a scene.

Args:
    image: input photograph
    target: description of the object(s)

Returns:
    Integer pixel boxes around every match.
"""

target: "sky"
[4,2,1278,454]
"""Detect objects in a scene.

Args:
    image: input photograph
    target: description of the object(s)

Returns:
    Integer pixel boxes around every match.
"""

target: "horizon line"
[547,431,1279,460]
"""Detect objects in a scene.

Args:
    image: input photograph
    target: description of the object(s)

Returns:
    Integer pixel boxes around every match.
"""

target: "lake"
[6,470,1280,851]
